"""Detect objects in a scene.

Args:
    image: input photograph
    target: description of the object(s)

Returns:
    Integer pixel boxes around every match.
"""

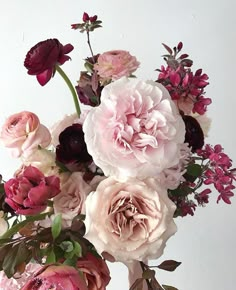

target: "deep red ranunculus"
[24,38,74,86]
[4,165,60,215]
[56,124,92,165]
[183,115,204,152]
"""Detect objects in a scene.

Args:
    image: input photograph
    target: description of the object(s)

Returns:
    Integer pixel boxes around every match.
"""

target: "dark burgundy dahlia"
[56,124,92,165]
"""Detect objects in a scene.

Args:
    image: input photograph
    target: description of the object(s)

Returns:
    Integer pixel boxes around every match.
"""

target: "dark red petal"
[63,43,74,54]
[36,69,53,86]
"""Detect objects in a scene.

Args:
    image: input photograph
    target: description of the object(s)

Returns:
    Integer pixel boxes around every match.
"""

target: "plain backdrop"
[0,1,236,289]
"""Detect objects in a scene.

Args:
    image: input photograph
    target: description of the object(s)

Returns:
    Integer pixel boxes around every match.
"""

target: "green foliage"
[51,214,62,240]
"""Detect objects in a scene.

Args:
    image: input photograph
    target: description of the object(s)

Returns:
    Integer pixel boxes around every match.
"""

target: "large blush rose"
[0,111,51,158]
[83,77,185,179]
[84,177,177,263]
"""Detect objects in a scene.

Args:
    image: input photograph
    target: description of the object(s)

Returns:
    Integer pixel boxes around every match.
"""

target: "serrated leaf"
[162,285,179,290]
[51,214,62,240]
[158,260,182,272]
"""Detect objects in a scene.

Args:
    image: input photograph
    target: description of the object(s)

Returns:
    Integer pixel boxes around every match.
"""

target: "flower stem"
[86,30,95,63]
[55,65,81,117]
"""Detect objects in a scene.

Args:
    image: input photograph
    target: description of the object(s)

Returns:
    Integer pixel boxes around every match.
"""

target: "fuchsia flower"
[21,264,88,290]
[24,39,74,86]
[4,165,60,215]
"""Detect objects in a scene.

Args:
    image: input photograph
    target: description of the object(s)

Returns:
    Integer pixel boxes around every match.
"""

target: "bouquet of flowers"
[0,12,235,290]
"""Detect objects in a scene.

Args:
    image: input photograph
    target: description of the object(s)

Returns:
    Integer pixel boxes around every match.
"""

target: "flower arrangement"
[0,12,235,290]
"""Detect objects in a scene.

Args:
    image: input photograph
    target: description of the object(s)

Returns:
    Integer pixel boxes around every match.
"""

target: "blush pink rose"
[77,253,111,290]
[94,50,139,82]
[0,111,51,158]
[83,77,186,180]
[4,165,60,215]
[53,172,92,227]
[84,177,177,263]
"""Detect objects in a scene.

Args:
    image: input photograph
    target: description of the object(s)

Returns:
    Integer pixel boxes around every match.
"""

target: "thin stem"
[140,262,153,290]
[55,65,81,117]
[86,30,95,63]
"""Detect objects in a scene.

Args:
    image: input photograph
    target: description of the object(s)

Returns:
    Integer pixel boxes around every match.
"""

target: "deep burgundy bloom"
[24,39,74,86]
[4,166,60,215]
[183,115,204,152]
[56,124,92,165]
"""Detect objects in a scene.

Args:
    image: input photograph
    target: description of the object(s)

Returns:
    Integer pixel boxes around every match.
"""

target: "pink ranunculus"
[84,177,177,263]
[83,77,186,180]
[21,264,88,290]
[4,165,60,215]
[53,172,92,227]
[77,253,111,290]
[94,50,140,82]
[0,111,51,158]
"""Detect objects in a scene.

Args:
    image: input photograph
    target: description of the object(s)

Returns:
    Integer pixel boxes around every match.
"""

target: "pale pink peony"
[77,252,111,290]
[0,262,41,290]
[83,77,186,180]
[53,172,92,227]
[94,50,139,82]
[0,111,51,158]
[84,177,177,263]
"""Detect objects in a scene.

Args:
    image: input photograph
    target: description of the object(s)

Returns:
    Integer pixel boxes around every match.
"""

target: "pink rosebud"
[21,264,88,290]
[24,39,74,86]
[94,50,140,82]
[83,12,90,22]
[77,253,111,290]
[0,111,51,158]
[4,165,60,215]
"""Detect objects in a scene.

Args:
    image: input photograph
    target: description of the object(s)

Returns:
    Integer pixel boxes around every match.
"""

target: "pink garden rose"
[53,172,92,227]
[77,253,111,290]
[84,177,177,263]
[0,111,51,158]
[83,77,186,180]
[4,165,60,215]
[21,264,88,290]
[94,50,139,82]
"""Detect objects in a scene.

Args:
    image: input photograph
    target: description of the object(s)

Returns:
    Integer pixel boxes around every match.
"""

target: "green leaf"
[73,241,82,257]
[162,285,179,290]
[187,163,202,177]
[60,241,74,252]
[157,260,182,272]
[46,249,56,264]
[142,269,155,280]
[2,243,31,278]
[51,214,62,240]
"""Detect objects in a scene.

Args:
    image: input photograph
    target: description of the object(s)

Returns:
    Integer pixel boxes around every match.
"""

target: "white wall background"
[0,1,236,289]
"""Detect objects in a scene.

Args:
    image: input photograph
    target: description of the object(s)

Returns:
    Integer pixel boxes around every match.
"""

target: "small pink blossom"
[0,111,51,158]
[94,50,140,82]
